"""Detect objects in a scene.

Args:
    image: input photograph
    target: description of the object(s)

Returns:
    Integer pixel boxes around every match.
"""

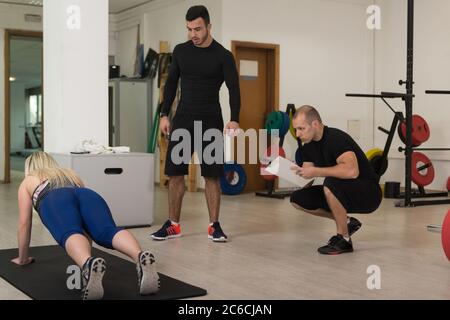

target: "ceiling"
[109,0,153,14]
[0,0,154,14]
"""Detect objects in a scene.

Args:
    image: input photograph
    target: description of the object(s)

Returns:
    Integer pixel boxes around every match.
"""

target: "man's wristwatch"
[159,113,168,119]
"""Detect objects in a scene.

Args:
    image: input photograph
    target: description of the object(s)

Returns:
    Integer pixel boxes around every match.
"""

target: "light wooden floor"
[1,171,449,300]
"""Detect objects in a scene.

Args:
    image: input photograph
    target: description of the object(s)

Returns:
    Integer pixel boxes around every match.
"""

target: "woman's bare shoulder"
[20,175,42,195]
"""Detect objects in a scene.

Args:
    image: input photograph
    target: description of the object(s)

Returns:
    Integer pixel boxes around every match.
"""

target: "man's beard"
[193,32,209,46]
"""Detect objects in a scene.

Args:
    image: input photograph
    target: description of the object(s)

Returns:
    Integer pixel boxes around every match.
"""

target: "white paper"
[264,156,316,187]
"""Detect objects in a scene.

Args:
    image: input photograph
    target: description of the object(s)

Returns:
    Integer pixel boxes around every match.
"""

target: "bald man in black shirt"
[151,5,240,243]
[290,105,382,255]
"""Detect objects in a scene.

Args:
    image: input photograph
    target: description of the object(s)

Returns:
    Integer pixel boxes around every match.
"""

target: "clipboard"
[264,156,316,188]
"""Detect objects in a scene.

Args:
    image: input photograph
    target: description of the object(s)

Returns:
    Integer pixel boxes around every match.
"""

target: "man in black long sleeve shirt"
[151,5,241,243]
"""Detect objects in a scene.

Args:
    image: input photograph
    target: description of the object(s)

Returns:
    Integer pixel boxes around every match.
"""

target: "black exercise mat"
[0,246,207,300]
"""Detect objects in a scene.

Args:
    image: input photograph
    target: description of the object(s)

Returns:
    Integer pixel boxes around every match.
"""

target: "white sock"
[347,217,351,223]
[171,221,180,227]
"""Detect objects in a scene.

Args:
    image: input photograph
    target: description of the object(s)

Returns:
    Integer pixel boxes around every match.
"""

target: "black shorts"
[290,177,382,214]
[164,112,224,178]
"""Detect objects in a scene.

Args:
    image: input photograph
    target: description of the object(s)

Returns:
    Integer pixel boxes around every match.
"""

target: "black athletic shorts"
[164,112,224,178]
[290,177,382,214]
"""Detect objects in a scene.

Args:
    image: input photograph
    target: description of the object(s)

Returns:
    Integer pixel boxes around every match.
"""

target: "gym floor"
[1,171,449,300]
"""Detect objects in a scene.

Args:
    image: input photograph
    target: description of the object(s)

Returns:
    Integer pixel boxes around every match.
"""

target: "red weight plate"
[442,209,450,261]
[411,152,435,187]
[400,115,430,146]
[260,146,286,181]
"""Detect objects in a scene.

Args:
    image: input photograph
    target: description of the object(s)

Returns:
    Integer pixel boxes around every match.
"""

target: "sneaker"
[208,222,228,242]
[81,257,106,300]
[348,217,362,236]
[151,220,181,241]
[317,234,353,255]
[136,251,160,295]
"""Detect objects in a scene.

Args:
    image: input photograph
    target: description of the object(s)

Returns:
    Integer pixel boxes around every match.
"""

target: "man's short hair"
[294,105,322,125]
[186,5,210,25]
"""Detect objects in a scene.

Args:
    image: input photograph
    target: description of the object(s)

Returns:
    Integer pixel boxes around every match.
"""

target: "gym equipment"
[256,108,300,199]
[384,181,400,199]
[264,111,290,139]
[347,1,450,207]
[287,104,297,139]
[393,147,449,204]
[260,146,286,181]
[52,153,155,228]
[281,112,290,138]
[220,163,247,196]
[148,103,162,153]
[347,93,406,181]
[0,246,207,300]
[427,209,450,262]
[398,114,430,147]
[411,152,434,187]
[444,210,450,261]
[265,111,284,134]
[365,148,388,177]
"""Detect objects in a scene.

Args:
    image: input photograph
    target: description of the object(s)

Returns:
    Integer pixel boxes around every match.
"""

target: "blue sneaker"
[208,222,228,242]
[151,220,182,241]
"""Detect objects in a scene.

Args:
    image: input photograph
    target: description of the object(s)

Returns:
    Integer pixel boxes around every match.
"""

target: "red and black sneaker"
[318,234,353,255]
[208,222,228,242]
[151,220,181,241]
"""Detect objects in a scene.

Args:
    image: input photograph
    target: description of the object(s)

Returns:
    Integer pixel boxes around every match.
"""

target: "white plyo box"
[51,153,154,228]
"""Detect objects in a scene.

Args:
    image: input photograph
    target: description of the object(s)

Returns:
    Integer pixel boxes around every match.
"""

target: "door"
[233,42,279,193]
[4,31,43,182]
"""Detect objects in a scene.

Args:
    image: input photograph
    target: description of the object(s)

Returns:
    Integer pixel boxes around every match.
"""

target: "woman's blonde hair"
[25,151,83,187]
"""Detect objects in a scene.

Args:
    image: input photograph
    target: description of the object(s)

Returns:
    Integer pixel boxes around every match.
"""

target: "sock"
[347,217,351,224]
[171,221,180,227]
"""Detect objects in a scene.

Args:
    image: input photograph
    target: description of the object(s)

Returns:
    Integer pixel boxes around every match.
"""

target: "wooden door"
[234,45,275,192]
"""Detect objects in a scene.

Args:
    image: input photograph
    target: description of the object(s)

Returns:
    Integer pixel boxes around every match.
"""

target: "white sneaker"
[136,251,160,295]
[81,257,106,300]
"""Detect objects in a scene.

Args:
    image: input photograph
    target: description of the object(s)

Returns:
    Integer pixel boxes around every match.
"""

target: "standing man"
[290,106,382,255]
[151,5,241,242]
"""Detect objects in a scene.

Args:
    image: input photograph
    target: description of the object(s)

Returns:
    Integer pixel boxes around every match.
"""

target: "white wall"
[111,0,373,189]
[222,0,375,188]
[0,3,42,181]
[111,0,450,192]
[44,0,109,153]
[375,0,450,191]
[10,83,26,153]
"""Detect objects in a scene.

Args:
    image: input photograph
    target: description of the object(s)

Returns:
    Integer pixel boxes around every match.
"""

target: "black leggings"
[290,177,382,214]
